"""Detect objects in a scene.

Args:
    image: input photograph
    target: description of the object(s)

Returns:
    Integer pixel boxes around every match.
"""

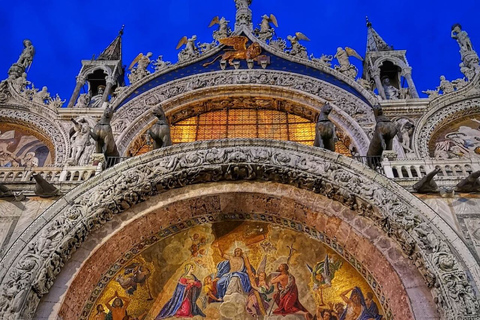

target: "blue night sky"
[1,0,479,103]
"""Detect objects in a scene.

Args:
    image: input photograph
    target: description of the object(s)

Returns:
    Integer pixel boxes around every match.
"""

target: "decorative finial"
[119,25,125,36]
[366,16,372,28]
[234,0,253,31]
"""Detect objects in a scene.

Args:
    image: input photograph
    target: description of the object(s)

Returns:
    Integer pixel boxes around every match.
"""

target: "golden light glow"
[128,108,352,157]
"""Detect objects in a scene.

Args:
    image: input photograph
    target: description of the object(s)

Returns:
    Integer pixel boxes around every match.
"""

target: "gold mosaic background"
[89,221,382,320]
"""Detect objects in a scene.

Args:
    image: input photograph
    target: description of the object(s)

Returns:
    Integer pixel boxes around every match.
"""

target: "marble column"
[402,67,419,98]
[370,67,386,100]
[67,75,86,108]
[102,76,115,103]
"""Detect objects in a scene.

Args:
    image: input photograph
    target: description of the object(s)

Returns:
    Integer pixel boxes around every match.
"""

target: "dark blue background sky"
[1,0,479,103]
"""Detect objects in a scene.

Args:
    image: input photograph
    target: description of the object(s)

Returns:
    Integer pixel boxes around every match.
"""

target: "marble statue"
[310,54,333,68]
[90,106,119,157]
[16,39,35,70]
[413,168,440,193]
[209,16,231,40]
[313,103,336,151]
[396,119,414,153]
[286,32,310,59]
[254,14,278,42]
[153,55,171,72]
[148,105,172,150]
[367,105,398,161]
[334,47,362,78]
[74,93,90,108]
[437,75,455,94]
[451,24,480,80]
[382,78,400,100]
[128,52,153,83]
[234,0,252,10]
[177,35,200,62]
[89,86,105,108]
[69,118,92,165]
[451,24,474,53]
[32,86,51,105]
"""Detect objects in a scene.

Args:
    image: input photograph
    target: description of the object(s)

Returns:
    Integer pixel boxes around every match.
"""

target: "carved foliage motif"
[112,70,374,155]
[0,141,477,319]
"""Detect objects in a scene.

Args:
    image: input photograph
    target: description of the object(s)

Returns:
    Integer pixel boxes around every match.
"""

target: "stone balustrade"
[0,166,97,184]
[381,157,480,189]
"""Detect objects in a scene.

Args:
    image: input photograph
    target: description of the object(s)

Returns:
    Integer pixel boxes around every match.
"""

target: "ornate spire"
[98,25,124,61]
[366,17,392,52]
[234,0,253,31]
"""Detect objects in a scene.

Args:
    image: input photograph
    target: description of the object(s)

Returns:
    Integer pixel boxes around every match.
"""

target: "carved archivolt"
[0,107,69,165]
[111,71,374,155]
[0,140,478,319]
[414,74,480,158]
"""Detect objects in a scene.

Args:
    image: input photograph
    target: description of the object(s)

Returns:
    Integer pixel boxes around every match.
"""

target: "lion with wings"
[203,36,262,67]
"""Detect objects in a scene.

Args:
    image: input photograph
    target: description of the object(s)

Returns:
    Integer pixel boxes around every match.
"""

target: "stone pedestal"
[382,150,397,161]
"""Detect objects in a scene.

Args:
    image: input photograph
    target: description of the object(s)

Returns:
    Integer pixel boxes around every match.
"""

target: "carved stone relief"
[0,140,478,319]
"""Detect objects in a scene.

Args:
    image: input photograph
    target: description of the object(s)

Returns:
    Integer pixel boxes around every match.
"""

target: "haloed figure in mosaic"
[156,263,205,319]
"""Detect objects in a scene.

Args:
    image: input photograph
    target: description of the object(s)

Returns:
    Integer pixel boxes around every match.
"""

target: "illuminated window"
[128,109,352,157]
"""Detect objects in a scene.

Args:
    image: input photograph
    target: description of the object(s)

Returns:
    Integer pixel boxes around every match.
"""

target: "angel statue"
[177,35,200,62]
[254,14,278,42]
[127,52,153,84]
[286,32,310,59]
[203,36,262,67]
[334,47,363,78]
[209,16,231,40]
[306,254,342,306]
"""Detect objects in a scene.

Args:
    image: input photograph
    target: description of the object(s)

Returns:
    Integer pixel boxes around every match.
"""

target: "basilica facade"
[1,1,480,319]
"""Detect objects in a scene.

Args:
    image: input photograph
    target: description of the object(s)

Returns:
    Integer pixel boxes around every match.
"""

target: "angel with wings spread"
[287,32,310,59]
[255,14,278,42]
[209,16,231,40]
[334,47,363,78]
[246,255,274,317]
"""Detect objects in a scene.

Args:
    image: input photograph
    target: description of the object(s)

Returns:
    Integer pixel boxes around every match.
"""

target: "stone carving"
[89,85,105,108]
[254,14,278,42]
[202,36,262,67]
[209,16,231,40]
[422,89,440,99]
[68,118,94,165]
[8,39,35,80]
[11,72,29,93]
[197,40,217,54]
[415,98,480,158]
[382,78,400,100]
[395,118,414,153]
[74,93,90,108]
[152,55,172,72]
[356,78,373,92]
[310,54,333,68]
[334,47,362,79]
[431,76,469,96]
[33,173,59,197]
[413,168,441,193]
[269,38,287,51]
[0,141,478,319]
[451,23,480,80]
[32,86,51,105]
[148,105,172,150]
[438,75,455,94]
[367,105,398,160]
[90,106,119,158]
[128,52,153,84]
[113,70,374,155]
[0,80,10,103]
[176,35,200,62]
[286,32,310,59]
[456,170,480,193]
[313,103,336,151]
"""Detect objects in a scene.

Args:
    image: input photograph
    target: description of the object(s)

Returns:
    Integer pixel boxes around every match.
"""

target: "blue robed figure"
[156,263,205,319]
[340,287,382,320]
[215,248,253,299]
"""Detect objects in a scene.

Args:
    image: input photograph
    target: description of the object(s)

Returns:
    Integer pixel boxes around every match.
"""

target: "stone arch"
[0,140,478,319]
[373,56,409,70]
[112,77,373,156]
[0,107,69,165]
[43,184,422,319]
